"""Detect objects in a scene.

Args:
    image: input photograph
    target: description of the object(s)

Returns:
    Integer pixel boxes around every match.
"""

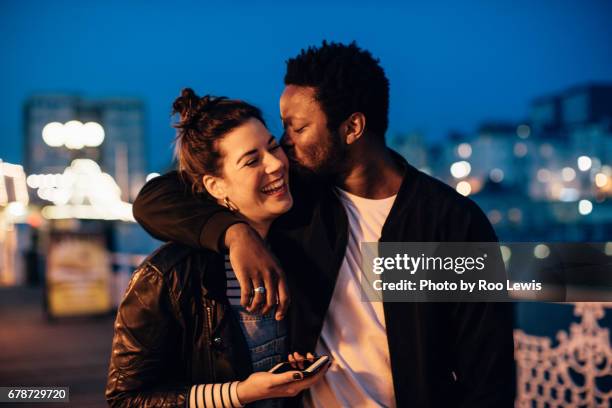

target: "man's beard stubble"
[282,130,348,182]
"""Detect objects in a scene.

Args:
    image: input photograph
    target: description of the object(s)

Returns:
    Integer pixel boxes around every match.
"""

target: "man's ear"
[202,175,226,200]
[341,112,366,145]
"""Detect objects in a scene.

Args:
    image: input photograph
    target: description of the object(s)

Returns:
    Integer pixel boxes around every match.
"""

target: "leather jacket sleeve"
[105,264,189,407]
[132,171,244,252]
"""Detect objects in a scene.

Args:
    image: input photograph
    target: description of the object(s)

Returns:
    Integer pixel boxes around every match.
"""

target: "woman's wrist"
[230,381,245,407]
[236,380,251,405]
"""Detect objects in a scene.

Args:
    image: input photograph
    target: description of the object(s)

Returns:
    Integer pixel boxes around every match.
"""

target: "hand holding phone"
[236,354,330,404]
[269,354,330,378]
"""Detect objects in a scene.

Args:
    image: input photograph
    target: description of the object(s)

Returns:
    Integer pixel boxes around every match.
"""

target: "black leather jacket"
[106,243,252,407]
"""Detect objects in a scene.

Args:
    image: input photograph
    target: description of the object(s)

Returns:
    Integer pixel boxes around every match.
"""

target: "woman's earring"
[223,197,239,212]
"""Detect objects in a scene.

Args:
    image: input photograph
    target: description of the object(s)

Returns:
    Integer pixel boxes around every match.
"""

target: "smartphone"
[268,355,330,377]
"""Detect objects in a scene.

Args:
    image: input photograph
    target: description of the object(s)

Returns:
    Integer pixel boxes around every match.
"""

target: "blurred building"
[98,99,148,200]
[473,122,529,187]
[0,161,29,285]
[529,84,612,158]
[404,82,612,242]
[389,131,428,171]
[526,84,612,204]
[19,94,156,297]
[24,94,147,201]
[561,84,612,128]
[24,94,81,176]
[529,94,564,137]
[563,84,612,168]
[430,123,532,198]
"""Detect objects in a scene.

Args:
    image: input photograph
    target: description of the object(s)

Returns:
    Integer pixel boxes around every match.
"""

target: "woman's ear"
[202,175,226,200]
[342,112,366,145]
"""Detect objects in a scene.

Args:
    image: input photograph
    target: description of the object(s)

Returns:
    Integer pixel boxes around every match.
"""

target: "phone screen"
[269,355,330,377]
[269,362,303,374]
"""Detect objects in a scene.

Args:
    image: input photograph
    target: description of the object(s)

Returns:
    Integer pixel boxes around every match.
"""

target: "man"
[134,41,515,407]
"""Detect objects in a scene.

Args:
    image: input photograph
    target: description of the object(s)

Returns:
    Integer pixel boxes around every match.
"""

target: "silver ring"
[254,286,266,294]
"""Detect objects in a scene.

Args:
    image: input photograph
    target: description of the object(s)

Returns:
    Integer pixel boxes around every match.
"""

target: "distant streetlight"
[36,158,133,221]
[500,245,512,263]
[41,121,105,149]
[450,161,471,179]
[456,180,471,196]
[457,143,472,159]
[64,120,85,149]
[537,168,551,183]
[534,244,550,259]
[490,168,504,183]
[514,142,528,158]
[42,122,65,147]
[578,199,593,215]
[595,173,608,188]
[488,210,502,224]
[508,208,522,223]
[516,124,530,139]
[561,167,576,182]
[83,122,105,147]
[7,202,26,217]
[577,156,592,172]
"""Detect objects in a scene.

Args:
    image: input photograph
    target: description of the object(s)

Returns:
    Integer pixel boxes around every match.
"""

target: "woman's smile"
[260,177,289,197]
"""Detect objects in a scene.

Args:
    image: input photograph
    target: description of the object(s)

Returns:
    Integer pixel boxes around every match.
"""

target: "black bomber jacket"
[105,243,252,407]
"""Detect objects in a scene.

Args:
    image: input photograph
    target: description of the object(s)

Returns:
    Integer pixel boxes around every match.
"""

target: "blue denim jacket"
[232,305,287,408]
[226,250,287,407]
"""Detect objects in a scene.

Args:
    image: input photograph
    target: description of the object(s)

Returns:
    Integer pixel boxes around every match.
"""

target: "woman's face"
[205,118,293,226]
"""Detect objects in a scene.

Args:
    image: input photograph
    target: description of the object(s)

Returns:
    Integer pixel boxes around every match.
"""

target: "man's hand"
[224,223,290,320]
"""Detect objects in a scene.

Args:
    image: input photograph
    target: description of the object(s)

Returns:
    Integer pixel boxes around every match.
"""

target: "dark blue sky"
[2,1,611,172]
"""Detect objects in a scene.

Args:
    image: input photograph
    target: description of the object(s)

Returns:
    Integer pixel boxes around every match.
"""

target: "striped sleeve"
[189,381,244,408]
[225,254,243,306]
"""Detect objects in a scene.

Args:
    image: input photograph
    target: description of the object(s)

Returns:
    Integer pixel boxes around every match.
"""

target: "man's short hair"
[284,41,390,141]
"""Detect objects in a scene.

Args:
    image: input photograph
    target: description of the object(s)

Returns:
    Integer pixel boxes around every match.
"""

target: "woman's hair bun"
[172,88,220,128]
[173,88,199,122]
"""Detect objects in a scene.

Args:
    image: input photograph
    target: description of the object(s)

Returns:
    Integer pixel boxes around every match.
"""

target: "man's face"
[279,85,345,176]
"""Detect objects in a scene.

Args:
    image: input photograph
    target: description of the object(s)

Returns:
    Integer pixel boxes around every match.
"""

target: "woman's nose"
[264,152,284,174]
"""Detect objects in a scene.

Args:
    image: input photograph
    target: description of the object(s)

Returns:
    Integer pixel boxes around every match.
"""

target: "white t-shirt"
[305,188,397,408]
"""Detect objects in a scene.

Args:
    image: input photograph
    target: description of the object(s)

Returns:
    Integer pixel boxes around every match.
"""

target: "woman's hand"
[236,360,330,404]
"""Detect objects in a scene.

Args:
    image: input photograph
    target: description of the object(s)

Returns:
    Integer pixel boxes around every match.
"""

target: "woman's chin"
[266,195,293,216]
[273,196,293,215]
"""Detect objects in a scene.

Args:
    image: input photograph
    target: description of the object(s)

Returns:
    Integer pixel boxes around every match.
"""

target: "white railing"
[515,303,612,407]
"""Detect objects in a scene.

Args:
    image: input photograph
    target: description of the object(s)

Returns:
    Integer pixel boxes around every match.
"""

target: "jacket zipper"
[205,300,216,379]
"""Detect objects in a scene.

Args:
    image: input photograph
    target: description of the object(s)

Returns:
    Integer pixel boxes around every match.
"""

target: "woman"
[106,88,328,407]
